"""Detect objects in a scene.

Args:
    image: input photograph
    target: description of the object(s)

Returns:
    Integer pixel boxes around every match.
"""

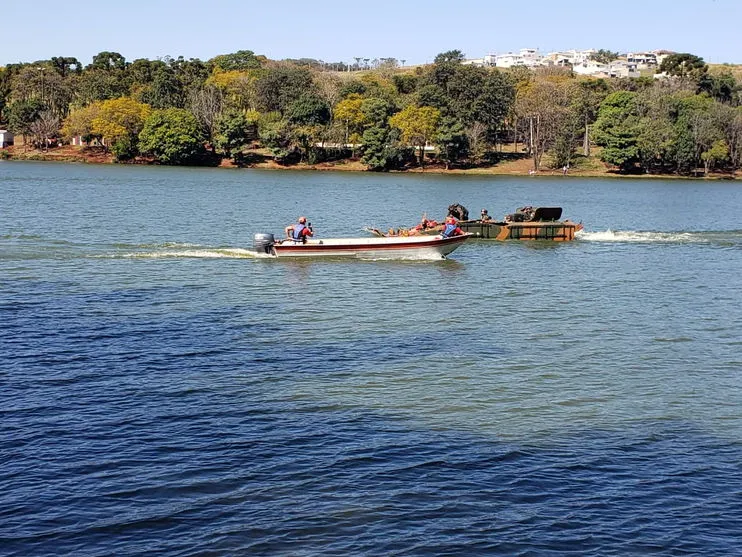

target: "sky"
[3,0,742,67]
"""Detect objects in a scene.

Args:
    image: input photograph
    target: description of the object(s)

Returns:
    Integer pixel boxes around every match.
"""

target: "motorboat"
[372,204,583,242]
[253,232,472,259]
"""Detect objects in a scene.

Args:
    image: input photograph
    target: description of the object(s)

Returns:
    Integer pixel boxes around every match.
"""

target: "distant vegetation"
[1,48,741,176]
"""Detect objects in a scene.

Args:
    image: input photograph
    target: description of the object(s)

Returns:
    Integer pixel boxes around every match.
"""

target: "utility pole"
[38,66,45,105]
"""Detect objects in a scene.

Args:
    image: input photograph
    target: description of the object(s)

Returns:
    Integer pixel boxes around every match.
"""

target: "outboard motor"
[253,233,275,254]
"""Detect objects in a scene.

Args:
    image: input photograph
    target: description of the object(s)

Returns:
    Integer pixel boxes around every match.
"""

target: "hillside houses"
[463,48,675,78]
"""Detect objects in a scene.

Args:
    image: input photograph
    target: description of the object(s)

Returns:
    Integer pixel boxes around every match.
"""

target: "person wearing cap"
[285,216,313,243]
[480,208,492,222]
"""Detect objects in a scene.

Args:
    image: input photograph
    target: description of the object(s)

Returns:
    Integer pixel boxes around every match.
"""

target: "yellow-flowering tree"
[389,105,440,167]
[206,68,263,111]
[90,97,151,158]
[333,94,365,144]
[61,102,102,143]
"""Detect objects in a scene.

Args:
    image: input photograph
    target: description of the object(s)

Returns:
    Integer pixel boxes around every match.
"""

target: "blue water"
[2,162,742,555]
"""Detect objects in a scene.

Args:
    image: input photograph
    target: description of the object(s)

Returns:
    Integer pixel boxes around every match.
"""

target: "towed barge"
[459,206,583,241]
[372,205,583,242]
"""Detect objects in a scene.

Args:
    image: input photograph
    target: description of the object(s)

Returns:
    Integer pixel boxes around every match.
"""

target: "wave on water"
[115,246,265,259]
[578,229,742,246]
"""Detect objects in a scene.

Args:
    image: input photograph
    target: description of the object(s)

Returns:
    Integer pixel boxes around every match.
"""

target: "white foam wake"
[110,247,268,259]
[578,230,706,244]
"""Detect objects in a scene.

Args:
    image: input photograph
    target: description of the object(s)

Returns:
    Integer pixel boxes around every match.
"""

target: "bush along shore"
[1,49,741,178]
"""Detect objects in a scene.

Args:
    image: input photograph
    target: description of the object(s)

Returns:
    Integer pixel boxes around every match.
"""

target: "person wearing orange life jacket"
[441,215,464,238]
[285,216,313,243]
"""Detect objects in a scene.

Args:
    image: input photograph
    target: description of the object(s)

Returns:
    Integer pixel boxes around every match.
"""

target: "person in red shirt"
[441,215,464,237]
[285,216,313,242]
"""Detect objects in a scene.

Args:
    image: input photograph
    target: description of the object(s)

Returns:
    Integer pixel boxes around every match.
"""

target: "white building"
[544,49,597,67]
[572,60,610,77]
[494,48,543,68]
[572,59,639,78]
[608,61,640,78]
[652,50,675,67]
[627,52,657,69]
[464,47,663,77]
[0,130,14,148]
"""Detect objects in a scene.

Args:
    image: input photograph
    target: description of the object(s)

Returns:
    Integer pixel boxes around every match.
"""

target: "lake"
[2,161,742,555]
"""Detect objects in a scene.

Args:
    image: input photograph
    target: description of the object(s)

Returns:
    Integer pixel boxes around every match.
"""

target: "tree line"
[1,49,740,175]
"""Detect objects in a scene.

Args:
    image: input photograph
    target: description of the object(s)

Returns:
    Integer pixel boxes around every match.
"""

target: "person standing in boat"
[480,209,492,222]
[285,216,313,243]
[441,215,464,238]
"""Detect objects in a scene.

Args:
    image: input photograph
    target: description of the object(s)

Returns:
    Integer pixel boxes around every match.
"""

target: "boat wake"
[102,243,269,259]
[578,229,742,247]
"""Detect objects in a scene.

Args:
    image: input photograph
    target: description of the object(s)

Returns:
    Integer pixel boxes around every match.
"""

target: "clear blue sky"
[3,0,741,66]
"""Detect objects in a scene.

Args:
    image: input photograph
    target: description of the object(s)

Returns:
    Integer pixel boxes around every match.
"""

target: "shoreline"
[2,146,739,181]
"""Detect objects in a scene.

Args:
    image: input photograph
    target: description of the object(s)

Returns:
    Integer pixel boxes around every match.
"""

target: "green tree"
[169,56,209,92]
[10,65,73,119]
[286,93,331,126]
[514,77,572,171]
[416,63,514,147]
[659,53,708,81]
[255,65,313,114]
[415,84,449,112]
[701,71,738,104]
[259,119,296,164]
[208,50,264,72]
[671,94,721,174]
[434,50,465,64]
[138,108,205,164]
[141,65,185,109]
[435,117,469,169]
[360,97,396,127]
[636,115,674,174]
[572,79,609,156]
[392,73,417,94]
[361,125,407,171]
[389,105,441,167]
[213,109,255,158]
[700,140,728,175]
[551,109,582,169]
[590,49,619,64]
[89,51,127,71]
[74,69,128,104]
[592,91,641,171]
[713,104,742,171]
[472,70,515,143]
[127,58,158,88]
[0,67,9,123]
[6,98,45,148]
[50,56,82,77]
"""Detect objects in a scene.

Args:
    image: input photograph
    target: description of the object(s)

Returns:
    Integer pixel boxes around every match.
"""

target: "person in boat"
[285,216,313,243]
[441,215,464,238]
[414,216,439,233]
[480,209,492,222]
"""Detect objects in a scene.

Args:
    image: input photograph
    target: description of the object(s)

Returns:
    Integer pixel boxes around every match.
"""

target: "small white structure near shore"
[0,129,14,148]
